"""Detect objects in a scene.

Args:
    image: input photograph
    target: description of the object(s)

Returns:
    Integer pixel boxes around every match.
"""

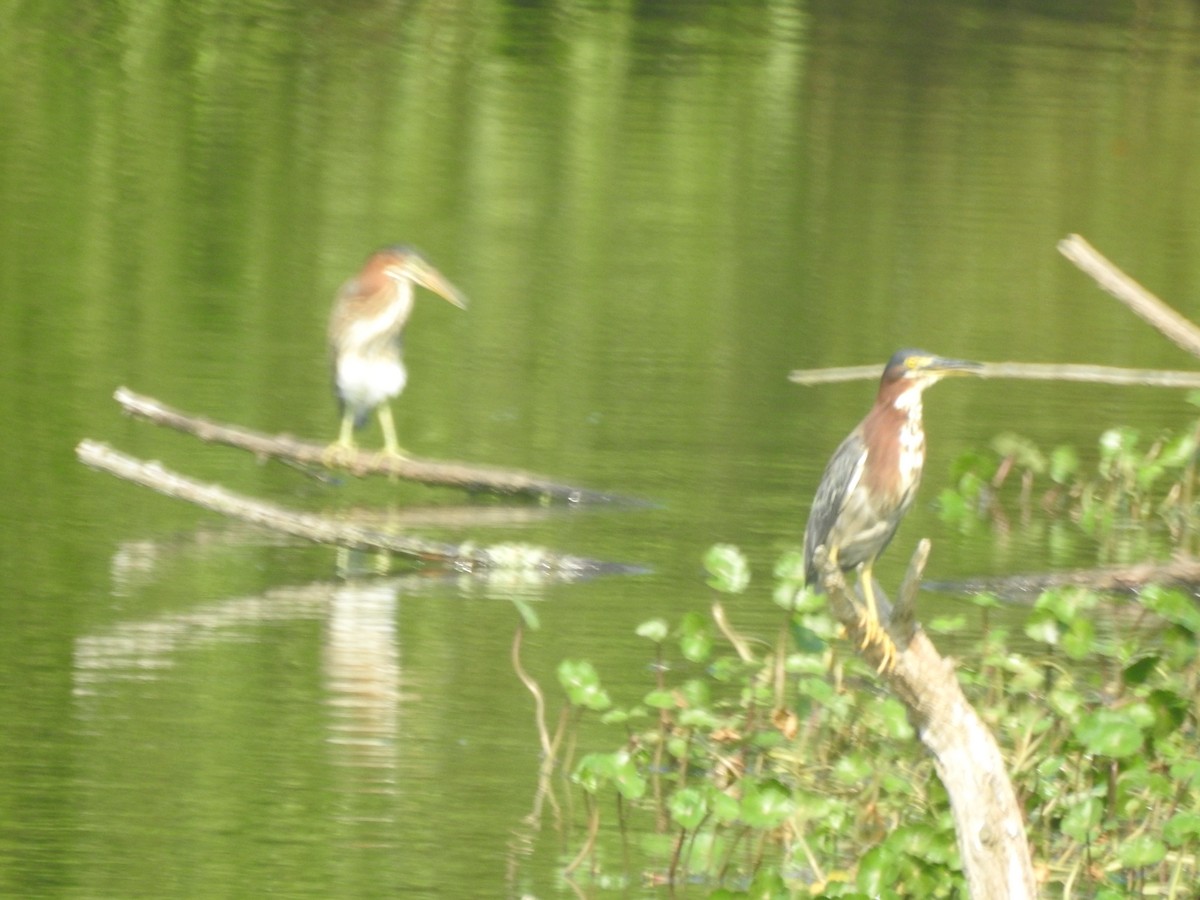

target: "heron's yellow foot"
[322,439,358,468]
[371,447,409,467]
[858,574,898,674]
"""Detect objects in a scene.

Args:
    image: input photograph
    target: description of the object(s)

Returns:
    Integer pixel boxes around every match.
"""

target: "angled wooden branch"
[817,544,1037,900]
[1058,234,1200,359]
[76,440,635,579]
[793,236,1200,387]
[789,361,1200,389]
[112,387,638,505]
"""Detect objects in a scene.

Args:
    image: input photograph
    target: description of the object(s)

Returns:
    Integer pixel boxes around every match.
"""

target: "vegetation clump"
[545,426,1200,897]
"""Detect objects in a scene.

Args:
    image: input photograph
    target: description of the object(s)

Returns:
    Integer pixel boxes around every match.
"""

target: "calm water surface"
[3,0,1200,896]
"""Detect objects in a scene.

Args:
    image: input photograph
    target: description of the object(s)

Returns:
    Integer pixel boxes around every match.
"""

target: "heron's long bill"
[408,259,468,310]
[920,355,983,376]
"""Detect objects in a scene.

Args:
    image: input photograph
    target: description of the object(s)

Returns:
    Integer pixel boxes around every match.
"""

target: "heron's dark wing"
[804,429,867,585]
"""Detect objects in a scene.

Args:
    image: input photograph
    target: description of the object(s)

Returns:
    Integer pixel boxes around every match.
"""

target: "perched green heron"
[327,245,467,457]
[803,349,981,669]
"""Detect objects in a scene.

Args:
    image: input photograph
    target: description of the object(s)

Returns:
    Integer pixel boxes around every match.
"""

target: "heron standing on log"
[327,246,467,458]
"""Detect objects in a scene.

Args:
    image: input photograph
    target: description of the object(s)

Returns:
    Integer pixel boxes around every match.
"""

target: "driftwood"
[112,387,636,505]
[816,542,1037,900]
[76,440,636,579]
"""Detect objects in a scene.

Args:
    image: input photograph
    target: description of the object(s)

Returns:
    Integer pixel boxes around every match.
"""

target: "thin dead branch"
[817,545,1037,900]
[76,440,635,578]
[112,387,638,505]
[789,361,1200,389]
[1058,234,1200,359]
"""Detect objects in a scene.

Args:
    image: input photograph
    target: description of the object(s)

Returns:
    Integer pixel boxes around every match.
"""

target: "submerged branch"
[1058,234,1200,360]
[112,387,637,505]
[789,361,1200,389]
[932,557,1200,601]
[817,545,1037,900]
[76,440,634,578]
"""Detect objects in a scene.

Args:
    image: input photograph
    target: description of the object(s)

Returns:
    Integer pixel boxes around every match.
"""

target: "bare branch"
[1058,233,1200,359]
[789,362,1200,389]
[933,557,1200,600]
[76,440,632,579]
[112,387,637,505]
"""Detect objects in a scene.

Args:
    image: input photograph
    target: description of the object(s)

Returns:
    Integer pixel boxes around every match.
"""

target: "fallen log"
[76,440,639,579]
[112,387,639,505]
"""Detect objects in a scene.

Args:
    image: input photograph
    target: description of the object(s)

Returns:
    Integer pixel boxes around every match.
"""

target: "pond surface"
[3,0,1200,896]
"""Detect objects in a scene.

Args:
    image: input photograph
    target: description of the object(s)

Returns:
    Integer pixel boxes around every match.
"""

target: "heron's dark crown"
[882,349,934,381]
[878,349,981,390]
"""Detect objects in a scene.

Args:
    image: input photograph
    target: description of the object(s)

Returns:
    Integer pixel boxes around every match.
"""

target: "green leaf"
[611,749,647,800]
[1158,430,1197,468]
[678,707,720,729]
[856,844,898,897]
[1117,833,1165,867]
[1074,708,1144,758]
[1122,654,1160,686]
[991,432,1046,473]
[1164,811,1200,847]
[969,591,1003,609]
[740,777,794,829]
[679,611,714,662]
[600,708,632,725]
[832,753,874,785]
[1142,691,1190,739]
[1034,587,1095,624]
[669,786,708,830]
[678,677,711,709]
[928,615,967,634]
[1061,616,1096,660]
[704,544,750,594]
[789,619,827,654]
[949,448,996,482]
[936,487,967,523]
[868,697,914,740]
[1140,585,1200,634]
[772,549,806,583]
[572,752,615,794]
[1024,609,1061,646]
[1061,796,1102,842]
[636,618,669,643]
[557,659,612,711]
[1049,445,1080,484]
[643,689,677,709]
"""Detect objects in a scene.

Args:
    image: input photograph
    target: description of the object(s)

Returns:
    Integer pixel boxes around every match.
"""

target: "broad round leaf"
[1074,709,1144,759]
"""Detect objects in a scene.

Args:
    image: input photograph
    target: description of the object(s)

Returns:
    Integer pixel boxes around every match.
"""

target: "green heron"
[803,349,981,669]
[327,245,467,458]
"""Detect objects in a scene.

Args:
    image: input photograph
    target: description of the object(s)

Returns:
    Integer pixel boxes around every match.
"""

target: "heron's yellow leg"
[859,562,897,673]
[338,412,356,449]
[376,404,407,459]
[323,412,359,467]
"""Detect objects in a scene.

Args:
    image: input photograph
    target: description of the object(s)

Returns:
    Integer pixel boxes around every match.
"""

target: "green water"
[3,0,1200,896]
